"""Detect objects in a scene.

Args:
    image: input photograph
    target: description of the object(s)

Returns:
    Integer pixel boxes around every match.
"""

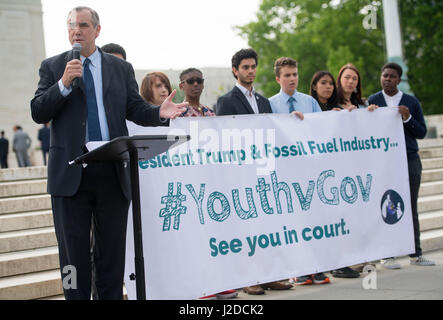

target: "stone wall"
[0,0,46,167]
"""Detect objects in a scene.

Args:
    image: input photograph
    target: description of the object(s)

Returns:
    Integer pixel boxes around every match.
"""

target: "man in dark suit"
[216,48,292,295]
[38,123,50,165]
[216,48,272,116]
[0,130,8,168]
[368,62,435,268]
[30,6,187,300]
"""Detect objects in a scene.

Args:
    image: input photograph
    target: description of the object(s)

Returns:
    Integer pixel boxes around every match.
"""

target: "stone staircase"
[1,140,443,300]
[0,167,60,299]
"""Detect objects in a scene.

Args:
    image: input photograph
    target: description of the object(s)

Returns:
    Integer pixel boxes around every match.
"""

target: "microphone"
[72,43,82,88]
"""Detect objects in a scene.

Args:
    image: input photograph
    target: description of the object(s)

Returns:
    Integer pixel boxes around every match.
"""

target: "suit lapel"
[233,86,255,114]
[100,50,115,137]
[255,93,268,114]
[101,50,113,99]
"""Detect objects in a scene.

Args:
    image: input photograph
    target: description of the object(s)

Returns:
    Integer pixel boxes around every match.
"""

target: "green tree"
[237,0,384,99]
[399,0,443,114]
[172,85,185,103]
[238,0,442,114]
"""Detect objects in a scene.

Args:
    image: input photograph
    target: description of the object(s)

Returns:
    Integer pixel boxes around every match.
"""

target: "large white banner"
[124,108,414,300]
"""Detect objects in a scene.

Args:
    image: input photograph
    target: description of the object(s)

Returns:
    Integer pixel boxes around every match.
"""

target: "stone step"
[0,210,53,233]
[419,210,443,232]
[0,246,59,278]
[421,229,443,252]
[421,157,443,170]
[419,147,443,159]
[419,180,443,197]
[0,227,56,254]
[0,194,51,215]
[418,138,443,149]
[0,179,47,198]
[0,269,62,300]
[418,194,443,213]
[0,166,47,183]
[421,168,443,183]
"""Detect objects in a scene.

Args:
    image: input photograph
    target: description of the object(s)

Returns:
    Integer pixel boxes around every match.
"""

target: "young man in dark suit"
[216,48,272,116]
[368,62,435,268]
[30,6,187,300]
[216,48,292,295]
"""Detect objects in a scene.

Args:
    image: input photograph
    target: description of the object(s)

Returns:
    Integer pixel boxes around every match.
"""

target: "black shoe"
[312,272,330,284]
[331,267,360,278]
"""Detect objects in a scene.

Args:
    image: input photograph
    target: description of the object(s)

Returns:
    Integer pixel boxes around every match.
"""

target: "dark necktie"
[288,96,295,113]
[83,58,102,141]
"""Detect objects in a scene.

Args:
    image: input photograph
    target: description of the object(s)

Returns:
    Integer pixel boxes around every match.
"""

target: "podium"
[72,135,190,300]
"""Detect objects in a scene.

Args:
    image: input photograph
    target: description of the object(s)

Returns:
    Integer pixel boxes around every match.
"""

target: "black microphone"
[72,43,82,88]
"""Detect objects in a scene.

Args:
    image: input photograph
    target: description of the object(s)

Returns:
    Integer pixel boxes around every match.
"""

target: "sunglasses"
[182,78,204,85]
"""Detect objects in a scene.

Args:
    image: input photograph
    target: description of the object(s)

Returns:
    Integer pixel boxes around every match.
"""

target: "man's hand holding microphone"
[62,43,82,89]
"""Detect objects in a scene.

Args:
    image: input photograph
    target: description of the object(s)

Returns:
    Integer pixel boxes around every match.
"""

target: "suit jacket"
[31,48,164,199]
[38,126,50,152]
[0,137,8,156]
[216,86,273,115]
[368,91,427,160]
[13,130,31,152]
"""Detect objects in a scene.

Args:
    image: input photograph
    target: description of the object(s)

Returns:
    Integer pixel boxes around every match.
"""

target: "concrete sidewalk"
[236,249,443,300]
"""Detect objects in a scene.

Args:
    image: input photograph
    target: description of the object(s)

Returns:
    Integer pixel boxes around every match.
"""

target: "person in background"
[13,125,32,167]
[336,63,367,110]
[179,68,237,299]
[269,61,328,286]
[216,48,273,116]
[368,62,435,268]
[217,48,293,295]
[38,122,50,165]
[332,63,378,277]
[332,64,366,278]
[0,130,9,168]
[309,71,339,111]
[101,43,126,60]
[179,68,214,117]
[140,72,172,106]
[269,57,321,115]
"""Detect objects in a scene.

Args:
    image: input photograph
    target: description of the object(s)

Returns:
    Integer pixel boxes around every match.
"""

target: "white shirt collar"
[81,48,100,67]
[236,83,255,97]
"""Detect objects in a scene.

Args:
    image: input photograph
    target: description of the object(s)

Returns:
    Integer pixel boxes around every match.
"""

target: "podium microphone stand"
[72,135,190,300]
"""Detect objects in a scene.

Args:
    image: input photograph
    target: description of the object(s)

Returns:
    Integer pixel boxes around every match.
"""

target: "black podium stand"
[72,135,190,300]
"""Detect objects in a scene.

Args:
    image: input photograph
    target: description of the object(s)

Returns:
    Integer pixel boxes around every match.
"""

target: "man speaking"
[30,6,187,300]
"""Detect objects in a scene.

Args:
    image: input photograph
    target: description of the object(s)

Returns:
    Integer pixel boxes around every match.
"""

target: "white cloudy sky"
[41,0,261,69]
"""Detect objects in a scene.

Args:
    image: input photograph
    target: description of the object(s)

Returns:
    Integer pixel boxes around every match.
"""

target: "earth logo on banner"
[380,190,405,225]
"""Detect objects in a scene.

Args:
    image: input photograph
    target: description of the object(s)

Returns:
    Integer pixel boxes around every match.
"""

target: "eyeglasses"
[182,78,204,85]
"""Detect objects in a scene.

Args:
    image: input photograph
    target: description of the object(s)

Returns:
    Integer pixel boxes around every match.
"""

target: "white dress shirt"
[58,48,110,141]
[382,90,411,123]
[235,83,259,114]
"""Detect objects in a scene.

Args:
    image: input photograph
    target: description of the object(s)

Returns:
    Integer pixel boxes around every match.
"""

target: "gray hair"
[68,6,100,27]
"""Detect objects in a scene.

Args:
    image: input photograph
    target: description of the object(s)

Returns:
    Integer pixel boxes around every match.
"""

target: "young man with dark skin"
[179,68,214,117]
[368,62,435,268]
